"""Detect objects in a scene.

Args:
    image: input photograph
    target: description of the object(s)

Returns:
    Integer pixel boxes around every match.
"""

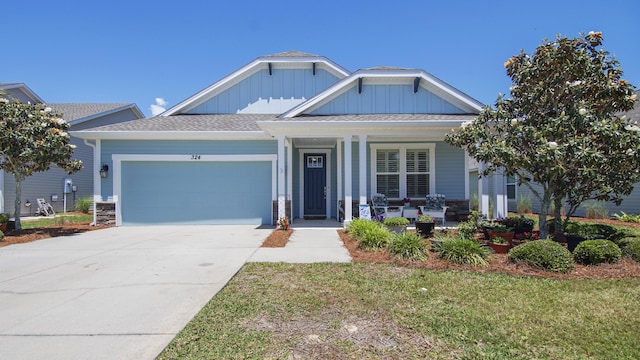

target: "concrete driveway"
[0,225,271,360]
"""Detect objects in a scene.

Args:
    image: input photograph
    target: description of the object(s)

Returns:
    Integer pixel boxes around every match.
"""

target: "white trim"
[277,136,286,220]
[71,130,270,141]
[286,139,293,211]
[343,135,353,222]
[337,140,343,220]
[369,143,436,199]
[162,55,350,116]
[358,135,367,204]
[111,154,277,226]
[83,139,100,225]
[298,148,332,219]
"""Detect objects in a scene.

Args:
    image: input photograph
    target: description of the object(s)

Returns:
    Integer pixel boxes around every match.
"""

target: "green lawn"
[158,263,640,359]
[20,214,93,229]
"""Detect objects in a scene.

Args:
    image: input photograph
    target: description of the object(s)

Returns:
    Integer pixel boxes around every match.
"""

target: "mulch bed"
[261,229,293,247]
[338,229,640,280]
[1,223,111,248]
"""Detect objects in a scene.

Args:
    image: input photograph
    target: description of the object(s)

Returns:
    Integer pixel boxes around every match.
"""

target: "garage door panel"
[121,161,272,225]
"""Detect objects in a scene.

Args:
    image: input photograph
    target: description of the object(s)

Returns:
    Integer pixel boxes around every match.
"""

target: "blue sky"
[3,0,638,117]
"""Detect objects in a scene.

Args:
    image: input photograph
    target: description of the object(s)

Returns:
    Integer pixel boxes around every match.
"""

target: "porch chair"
[36,198,55,217]
[371,193,403,219]
[419,194,448,226]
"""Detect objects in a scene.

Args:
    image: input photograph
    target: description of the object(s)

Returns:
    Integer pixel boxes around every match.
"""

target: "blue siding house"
[72,51,484,226]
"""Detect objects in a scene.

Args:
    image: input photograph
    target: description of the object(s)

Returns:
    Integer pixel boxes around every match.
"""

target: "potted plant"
[415,214,435,238]
[488,224,514,245]
[0,213,9,232]
[499,216,534,235]
[489,234,511,254]
[383,217,410,233]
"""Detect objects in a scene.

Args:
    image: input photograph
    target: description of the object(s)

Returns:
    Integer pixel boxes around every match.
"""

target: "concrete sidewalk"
[249,219,352,263]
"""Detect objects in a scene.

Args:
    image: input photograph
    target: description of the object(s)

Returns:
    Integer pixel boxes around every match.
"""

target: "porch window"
[371,144,435,200]
[507,175,516,199]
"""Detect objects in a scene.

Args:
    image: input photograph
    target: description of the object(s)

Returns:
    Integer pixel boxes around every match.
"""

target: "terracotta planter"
[489,232,515,245]
[0,222,7,233]
[415,222,435,238]
[489,242,511,254]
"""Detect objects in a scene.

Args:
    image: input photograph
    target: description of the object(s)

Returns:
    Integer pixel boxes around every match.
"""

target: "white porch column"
[277,135,286,221]
[494,167,508,219]
[337,140,343,221]
[358,135,367,205]
[464,151,470,200]
[479,161,490,219]
[344,135,353,223]
[286,139,292,219]
[0,169,4,213]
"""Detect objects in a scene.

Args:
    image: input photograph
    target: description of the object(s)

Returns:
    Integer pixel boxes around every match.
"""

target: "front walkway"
[249,219,352,263]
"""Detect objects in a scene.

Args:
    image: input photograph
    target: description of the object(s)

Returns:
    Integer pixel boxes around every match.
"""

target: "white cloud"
[149,97,167,116]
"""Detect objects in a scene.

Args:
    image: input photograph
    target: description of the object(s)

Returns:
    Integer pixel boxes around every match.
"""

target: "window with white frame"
[507,175,517,200]
[371,144,435,200]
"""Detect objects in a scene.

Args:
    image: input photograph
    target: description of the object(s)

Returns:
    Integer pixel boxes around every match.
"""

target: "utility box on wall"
[64,178,73,194]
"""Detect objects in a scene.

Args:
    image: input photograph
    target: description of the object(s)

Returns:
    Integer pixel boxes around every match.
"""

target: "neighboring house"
[72,51,486,226]
[506,90,640,218]
[0,83,143,216]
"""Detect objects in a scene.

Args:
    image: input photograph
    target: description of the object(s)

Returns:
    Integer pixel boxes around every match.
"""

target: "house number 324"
[191,155,201,160]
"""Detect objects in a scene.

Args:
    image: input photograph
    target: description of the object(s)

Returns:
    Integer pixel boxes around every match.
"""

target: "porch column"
[343,135,353,223]
[479,161,490,219]
[277,135,286,221]
[494,167,508,219]
[286,139,292,219]
[0,169,4,213]
[358,135,367,205]
[337,140,343,221]
[464,151,470,200]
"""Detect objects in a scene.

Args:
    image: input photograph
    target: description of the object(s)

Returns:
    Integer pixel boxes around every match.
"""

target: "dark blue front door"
[304,153,326,218]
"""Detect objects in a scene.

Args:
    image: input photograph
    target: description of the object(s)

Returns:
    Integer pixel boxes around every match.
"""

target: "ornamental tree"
[446,32,638,239]
[0,98,82,230]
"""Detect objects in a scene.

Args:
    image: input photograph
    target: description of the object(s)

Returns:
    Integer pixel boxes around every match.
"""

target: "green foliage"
[517,194,532,214]
[0,213,8,223]
[347,219,391,249]
[383,217,409,227]
[0,99,82,230]
[614,211,640,223]
[445,32,638,240]
[500,215,534,230]
[388,232,428,261]
[582,201,609,219]
[471,193,478,211]
[456,220,478,241]
[434,237,491,266]
[417,214,434,223]
[74,197,93,214]
[573,239,621,265]
[622,240,640,262]
[0,229,4,241]
[508,240,575,273]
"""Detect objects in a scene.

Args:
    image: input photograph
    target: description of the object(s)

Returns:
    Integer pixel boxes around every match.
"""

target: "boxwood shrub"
[622,239,640,262]
[573,239,622,265]
[434,237,490,266]
[388,232,428,261]
[508,240,575,273]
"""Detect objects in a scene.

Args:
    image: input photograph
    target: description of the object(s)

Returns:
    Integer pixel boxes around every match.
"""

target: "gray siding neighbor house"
[72,51,488,226]
[506,90,640,218]
[0,83,143,216]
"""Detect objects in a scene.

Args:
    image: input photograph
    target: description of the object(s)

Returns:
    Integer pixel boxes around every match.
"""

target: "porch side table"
[403,207,419,223]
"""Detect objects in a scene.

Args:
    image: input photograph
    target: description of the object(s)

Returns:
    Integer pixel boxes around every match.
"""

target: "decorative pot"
[489,242,511,254]
[489,232,515,246]
[565,234,586,252]
[415,222,435,238]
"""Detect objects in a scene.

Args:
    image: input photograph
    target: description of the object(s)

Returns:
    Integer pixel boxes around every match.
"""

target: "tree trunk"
[553,197,563,234]
[13,178,22,231]
[538,192,552,239]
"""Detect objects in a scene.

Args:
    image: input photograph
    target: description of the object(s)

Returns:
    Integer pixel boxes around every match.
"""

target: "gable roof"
[162,51,351,116]
[0,83,44,103]
[48,103,144,126]
[280,68,484,118]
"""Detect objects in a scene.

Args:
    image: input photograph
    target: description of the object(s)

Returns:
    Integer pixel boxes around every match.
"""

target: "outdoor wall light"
[99,164,109,178]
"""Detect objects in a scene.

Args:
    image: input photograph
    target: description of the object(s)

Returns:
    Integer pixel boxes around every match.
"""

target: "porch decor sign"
[359,204,371,220]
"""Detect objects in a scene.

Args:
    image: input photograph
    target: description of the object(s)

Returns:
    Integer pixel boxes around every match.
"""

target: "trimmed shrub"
[508,240,575,273]
[0,229,4,241]
[359,225,392,249]
[434,237,491,266]
[573,240,621,265]
[388,232,428,261]
[383,217,410,227]
[346,218,377,238]
[622,239,640,262]
[456,220,478,241]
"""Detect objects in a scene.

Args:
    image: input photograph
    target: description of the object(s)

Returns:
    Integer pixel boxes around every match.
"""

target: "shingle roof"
[265,50,319,57]
[48,103,134,122]
[82,114,275,132]
[78,113,477,133]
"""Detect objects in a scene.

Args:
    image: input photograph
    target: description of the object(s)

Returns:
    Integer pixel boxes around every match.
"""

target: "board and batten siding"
[310,84,466,115]
[186,68,341,114]
[99,140,277,201]
[433,142,466,199]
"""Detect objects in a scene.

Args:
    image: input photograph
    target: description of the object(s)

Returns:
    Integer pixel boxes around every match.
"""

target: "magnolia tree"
[0,99,82,230]
[446,32,638,239]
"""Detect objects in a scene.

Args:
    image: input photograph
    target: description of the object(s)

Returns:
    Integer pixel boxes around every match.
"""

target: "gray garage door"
[120,161,272,225]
